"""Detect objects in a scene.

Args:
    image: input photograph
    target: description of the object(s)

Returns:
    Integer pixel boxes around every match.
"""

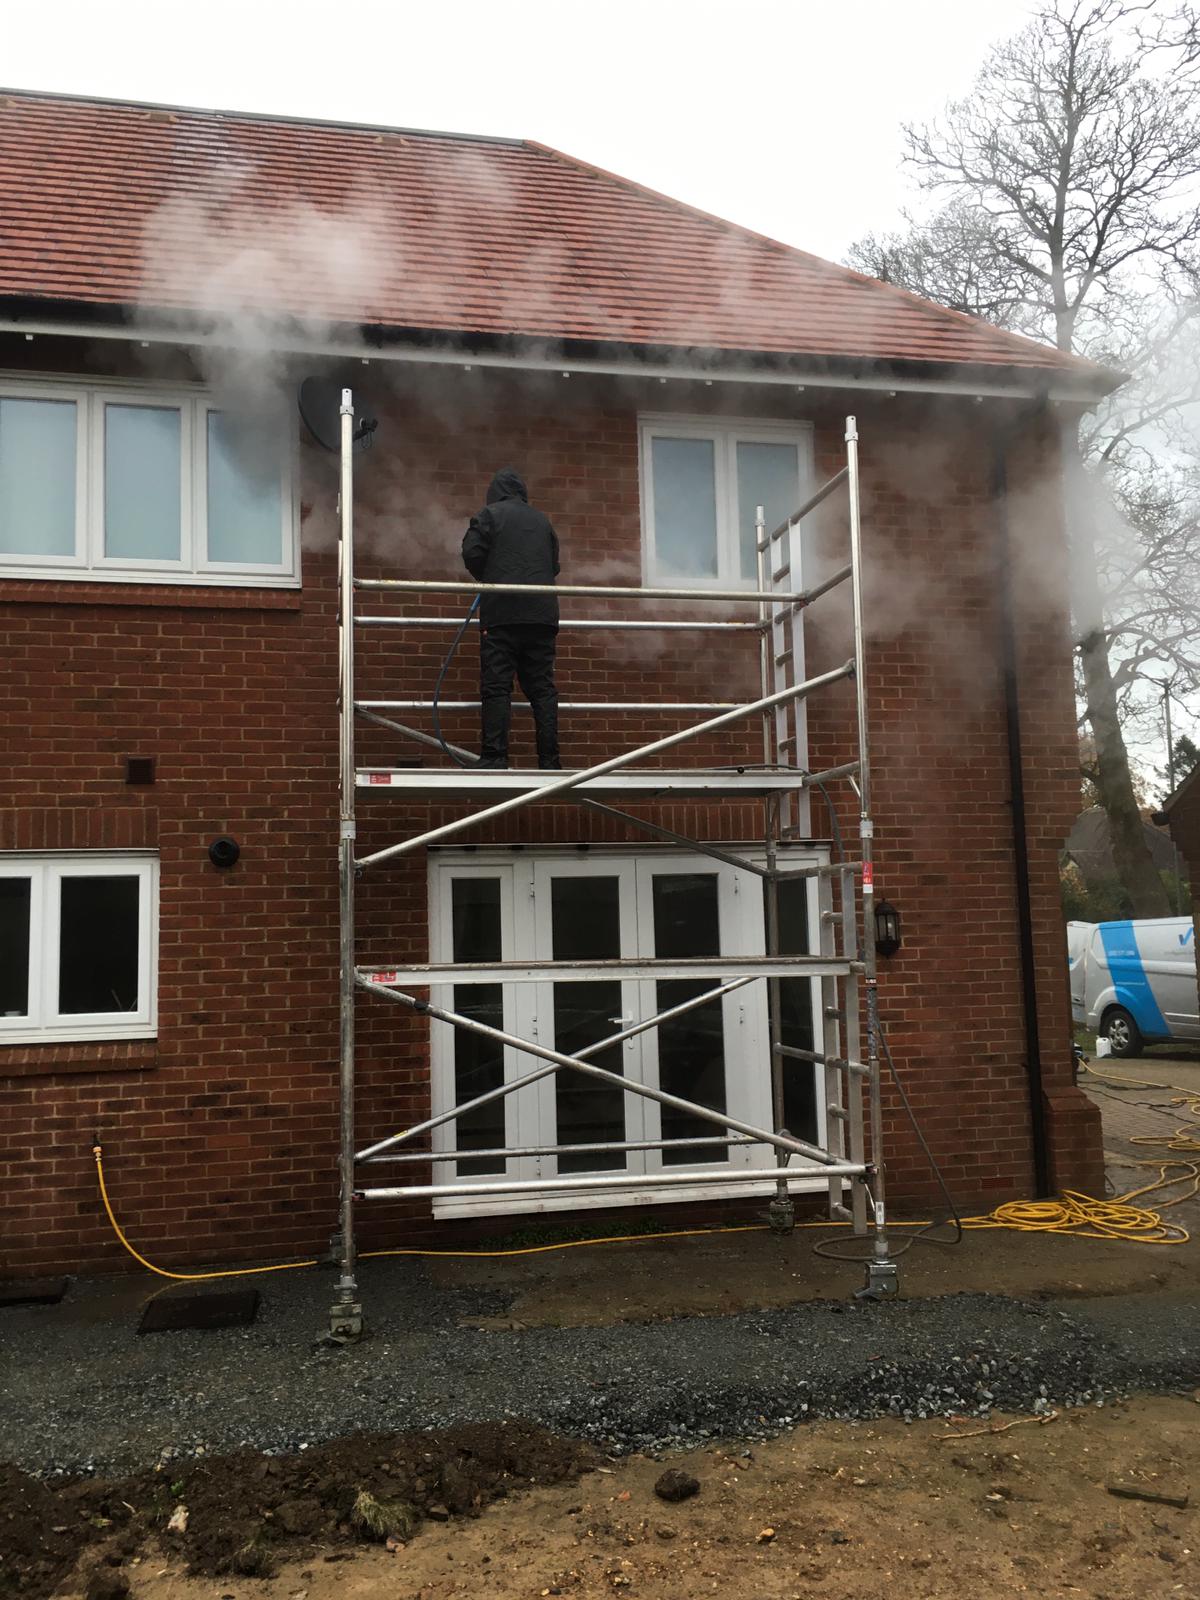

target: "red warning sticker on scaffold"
[370,970,398,983]
[862,863,874,893]
[368,773,392,784]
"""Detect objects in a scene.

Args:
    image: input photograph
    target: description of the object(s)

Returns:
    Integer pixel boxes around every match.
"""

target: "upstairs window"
[0,854,157,1043]
[0,381,297,585]
[640,416,810,586]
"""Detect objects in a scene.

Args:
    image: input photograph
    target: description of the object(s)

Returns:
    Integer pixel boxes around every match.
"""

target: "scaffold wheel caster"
[326,1300,364,1343]
[855,1259,900,1301]
[767,1196,796,1234]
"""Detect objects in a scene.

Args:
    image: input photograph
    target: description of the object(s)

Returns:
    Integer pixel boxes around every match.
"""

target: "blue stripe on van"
[1099,921,1169,1037]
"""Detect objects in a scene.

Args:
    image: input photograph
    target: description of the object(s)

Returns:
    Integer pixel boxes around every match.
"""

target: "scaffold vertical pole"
[764,798,794,1232]
[755,504,772,767]
[846,415,898,1297]
[330,388,363,1341]
[756,502,795,1232]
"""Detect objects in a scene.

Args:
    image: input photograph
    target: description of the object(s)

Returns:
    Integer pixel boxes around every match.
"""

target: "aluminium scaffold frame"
[329,391,898,1338]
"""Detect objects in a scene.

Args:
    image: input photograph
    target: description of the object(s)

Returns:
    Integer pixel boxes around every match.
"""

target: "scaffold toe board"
[354,767,823,798]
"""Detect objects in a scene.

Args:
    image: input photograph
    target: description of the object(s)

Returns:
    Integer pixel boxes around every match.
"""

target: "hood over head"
[486,467,528,505]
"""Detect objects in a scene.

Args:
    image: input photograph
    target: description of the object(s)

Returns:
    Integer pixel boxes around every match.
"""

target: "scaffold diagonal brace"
[358,979,848,1169]
[354,973,757,1162]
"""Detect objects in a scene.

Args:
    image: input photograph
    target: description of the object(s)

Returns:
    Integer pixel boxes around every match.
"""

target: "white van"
[1077,917,1199,1057]
[1067,920,1092,1029]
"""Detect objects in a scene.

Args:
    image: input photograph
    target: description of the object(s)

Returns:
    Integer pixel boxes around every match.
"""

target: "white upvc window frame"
[427,862,528,1166]
[0,851,158,1044]
[638,413,813,587]
[425,844,829,1219]
[0,375,299,587]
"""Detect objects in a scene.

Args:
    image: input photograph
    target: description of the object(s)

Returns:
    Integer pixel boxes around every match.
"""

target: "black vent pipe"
[993,431,1052,1199]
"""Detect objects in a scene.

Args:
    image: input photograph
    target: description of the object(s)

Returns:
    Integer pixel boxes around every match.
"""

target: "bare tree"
[851,0,1200,915]
[1143,2,1200,67]
[849,201,1046,331]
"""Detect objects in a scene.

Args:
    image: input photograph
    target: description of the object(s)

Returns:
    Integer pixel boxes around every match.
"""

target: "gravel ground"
[3,1260,1199,1478]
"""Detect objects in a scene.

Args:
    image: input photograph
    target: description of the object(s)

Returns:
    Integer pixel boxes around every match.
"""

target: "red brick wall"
[804,402,1101,1205]
[0,360,1100,1275]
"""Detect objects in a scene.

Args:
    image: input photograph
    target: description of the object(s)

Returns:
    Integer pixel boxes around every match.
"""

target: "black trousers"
[479,623,560,767]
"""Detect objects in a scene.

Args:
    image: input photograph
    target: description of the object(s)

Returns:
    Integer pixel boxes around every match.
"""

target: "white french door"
[531,858,649,1181]
[428,850,828,1216]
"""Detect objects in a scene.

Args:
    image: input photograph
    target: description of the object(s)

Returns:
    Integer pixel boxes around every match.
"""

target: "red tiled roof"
[0,91,1107,383]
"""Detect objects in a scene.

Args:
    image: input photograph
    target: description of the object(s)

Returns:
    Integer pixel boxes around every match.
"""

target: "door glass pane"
[737,440,801,579]
[774,877,819,1145]
[451,878,503,1174]
[452,984,505,1174]
[551,875,620,960]
[452,877,502,962]
[652,872,720,958]
[657,979,728,1162]
[652,873,727,1162]
[554,980,626,1172]
[651,436,718,578]
[104,405,182,561]
[207,412,284,565]
[551,875,625,1168]
[58,876,140,1014]
[0,878,32,1017]
[0,398,77,557]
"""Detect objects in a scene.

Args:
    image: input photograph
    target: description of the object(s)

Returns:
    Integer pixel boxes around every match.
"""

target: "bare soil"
[0,1423,598,1600]
[12,1398,1200,1600]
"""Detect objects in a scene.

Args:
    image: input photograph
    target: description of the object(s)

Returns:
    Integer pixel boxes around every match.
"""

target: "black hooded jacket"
[462,469,560,629]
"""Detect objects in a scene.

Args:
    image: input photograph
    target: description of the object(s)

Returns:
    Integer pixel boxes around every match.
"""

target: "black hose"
[993,432,1051,1197]
[432,595,480,767]
[812,1012,963,1261]
[809,776,844,862]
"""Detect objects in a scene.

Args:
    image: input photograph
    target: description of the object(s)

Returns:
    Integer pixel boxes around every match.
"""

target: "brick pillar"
[1008,410,1106,1197]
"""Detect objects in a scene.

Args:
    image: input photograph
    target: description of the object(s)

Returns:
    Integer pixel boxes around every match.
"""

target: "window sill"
[0,579,303,610]
[0,1038,159,1078]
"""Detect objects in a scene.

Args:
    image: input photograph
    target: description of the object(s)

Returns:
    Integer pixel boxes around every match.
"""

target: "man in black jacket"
[462,468,562,769]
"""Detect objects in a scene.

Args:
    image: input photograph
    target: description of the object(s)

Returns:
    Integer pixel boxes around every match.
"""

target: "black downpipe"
[993,437,1052,1199]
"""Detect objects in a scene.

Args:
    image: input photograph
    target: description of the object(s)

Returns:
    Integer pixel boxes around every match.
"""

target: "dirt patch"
[0,1465,89,1600]
[78,1396,1200,1600]
[0,1422,599,1599]
[8,1399,1200,1600]
[429,1221,1200,1329]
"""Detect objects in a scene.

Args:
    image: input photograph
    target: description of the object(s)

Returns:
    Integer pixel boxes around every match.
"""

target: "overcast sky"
[5,0,1192,777]
[4,0,1039,263]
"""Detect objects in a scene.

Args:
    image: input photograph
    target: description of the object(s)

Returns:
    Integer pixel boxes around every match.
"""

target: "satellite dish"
[298,376,379,452]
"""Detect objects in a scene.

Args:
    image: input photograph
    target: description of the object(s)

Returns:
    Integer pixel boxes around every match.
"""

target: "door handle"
[608,1016,634,1026]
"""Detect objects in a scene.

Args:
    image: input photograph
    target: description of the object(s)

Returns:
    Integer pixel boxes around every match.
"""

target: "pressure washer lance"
[431,594,481,767]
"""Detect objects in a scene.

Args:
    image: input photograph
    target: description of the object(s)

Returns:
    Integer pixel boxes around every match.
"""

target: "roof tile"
[0,91,1103,380]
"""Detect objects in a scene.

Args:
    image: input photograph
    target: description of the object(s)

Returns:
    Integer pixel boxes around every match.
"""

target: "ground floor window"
[0,853,157,1042]
[427,849,828,1215]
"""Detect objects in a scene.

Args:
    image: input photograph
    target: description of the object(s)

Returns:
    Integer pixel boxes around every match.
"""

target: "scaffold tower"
[328,391,898,1338]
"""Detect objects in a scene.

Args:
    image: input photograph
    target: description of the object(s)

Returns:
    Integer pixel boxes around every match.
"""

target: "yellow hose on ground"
[93,1146,321,1281]
[1082,1063,1200,1158]
[91,1090,1198,1287]
[92,1143,769,1280]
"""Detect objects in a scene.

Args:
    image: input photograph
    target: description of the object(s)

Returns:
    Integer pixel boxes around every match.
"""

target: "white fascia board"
[0,315,1115,404]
